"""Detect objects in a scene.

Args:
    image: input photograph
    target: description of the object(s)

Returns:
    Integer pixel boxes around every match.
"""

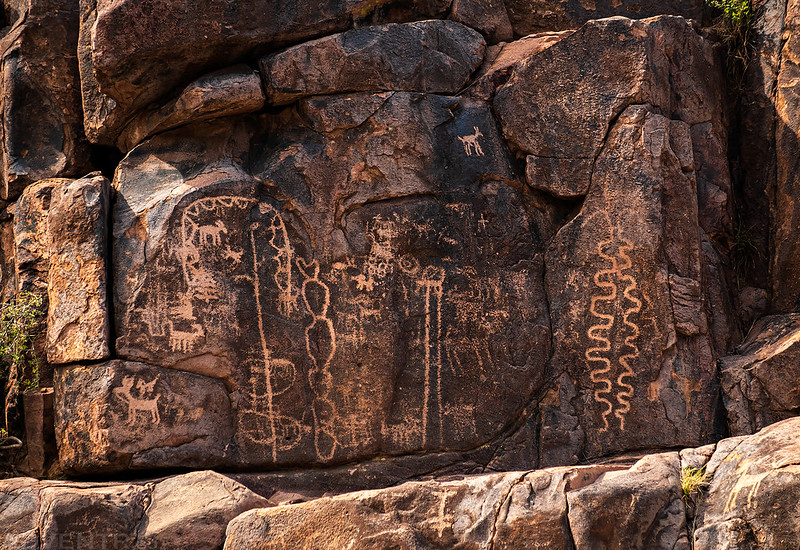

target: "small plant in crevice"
[0,291,45,444]
[682,465,712,547]
[731,219,764,289]
[682,465,711,502]
[705,0,755,94]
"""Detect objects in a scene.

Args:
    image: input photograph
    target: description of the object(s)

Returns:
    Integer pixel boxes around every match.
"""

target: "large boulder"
[78,0,455,146]
[70,90,554,473]
[495,16,735,465]
[693,417,800,549]
[0,0,91,200]
[720,314,800,435]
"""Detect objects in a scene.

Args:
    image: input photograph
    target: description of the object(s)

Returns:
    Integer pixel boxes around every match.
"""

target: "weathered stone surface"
[772,0,800,311]
[79,0,454,145]
[567,453,689,549]
[489,15,734,465]
[504,0,704,36]
[55,361,233,473]
[0,204,15,302]
[0,0,91,200]
[468,30,571,101]
[0,477,40,550]
[224,454,687,549]
[259,21,485,106]
[0,471,268,550]
[694,417,800,549]
[46,173,111,364]
[117,65,266,152]
[720,314,800,435]
[448,0,513,43]
[38,483,149,550]
[537,104,730,464]
[138,471,270,550]
[104,90,550,472]
[495,16,727,200]
[13,179,66,296]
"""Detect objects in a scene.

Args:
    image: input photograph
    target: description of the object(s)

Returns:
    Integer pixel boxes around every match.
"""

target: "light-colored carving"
[112,376,161,426]
[724,466,770,513]
[178,196,257,300]
[586,229,642,432]
[418,264,446,446]
[198,220,228,246]
[298,257,340,460]
[355,216,397,291]
[167,321,204,352]
[458,126,484,157]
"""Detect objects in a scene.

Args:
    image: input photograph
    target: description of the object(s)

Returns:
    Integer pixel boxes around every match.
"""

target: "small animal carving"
[168,322,204,352]
[458,126,485,157]
[113,376,161,426]
[198,220,228,246]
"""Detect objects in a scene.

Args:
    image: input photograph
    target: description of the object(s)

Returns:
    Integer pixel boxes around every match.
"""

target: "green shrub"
[706,0,754,92]
[0,291,44,434]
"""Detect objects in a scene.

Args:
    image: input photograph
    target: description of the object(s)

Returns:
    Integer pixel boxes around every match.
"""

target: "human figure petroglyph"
[167,321,204,353]
[113,376,161,426]
[458,126,484,157]
[585,228,642,432]
[298,257,340,460]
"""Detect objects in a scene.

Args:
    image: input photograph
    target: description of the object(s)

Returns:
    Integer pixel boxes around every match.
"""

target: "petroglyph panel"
[541,107,725,465]
[107,94,551,471]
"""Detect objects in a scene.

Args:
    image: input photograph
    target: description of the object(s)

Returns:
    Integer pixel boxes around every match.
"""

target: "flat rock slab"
[46,173,111,364]
[259,20,485,105]
[720,314,800,435]
[103,91,551,473]
[55,361,233,472]
[223,453,687,549]
[0,471,269,550]
[694,417,800,549]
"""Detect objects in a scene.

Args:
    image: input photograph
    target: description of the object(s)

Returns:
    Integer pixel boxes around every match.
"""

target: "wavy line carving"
[585,228,642,432]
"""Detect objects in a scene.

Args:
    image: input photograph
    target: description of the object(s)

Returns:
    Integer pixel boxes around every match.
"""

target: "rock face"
[78,0,453,145]
[259,20,485,105]
[7,0,797,544]
[720,314,800,436]
[40,12,738,475]
[496,16,734,465]
[0,471,269,550]
[103,90,551,472]
[223,452,689,549]
[46,173,111,364]
[0,0,90,200]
